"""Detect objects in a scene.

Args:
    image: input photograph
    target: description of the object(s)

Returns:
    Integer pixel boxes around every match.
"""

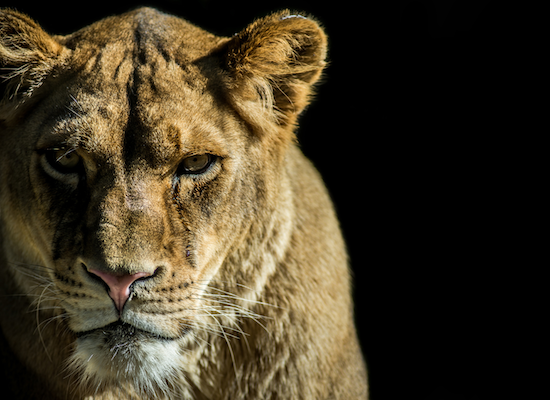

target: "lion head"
[1,7,366,399]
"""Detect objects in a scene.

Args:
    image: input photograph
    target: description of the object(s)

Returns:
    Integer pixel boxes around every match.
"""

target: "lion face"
[0,7,327,394]
[2,18,267,386]
[6,41,235,388]
[28,65,254,332]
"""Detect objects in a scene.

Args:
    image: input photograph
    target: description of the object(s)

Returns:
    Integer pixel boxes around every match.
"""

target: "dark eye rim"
[177,154,217,176]
[41,147,84,175]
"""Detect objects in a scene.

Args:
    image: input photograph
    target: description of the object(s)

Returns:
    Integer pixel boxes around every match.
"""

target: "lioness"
[0,7,367,399]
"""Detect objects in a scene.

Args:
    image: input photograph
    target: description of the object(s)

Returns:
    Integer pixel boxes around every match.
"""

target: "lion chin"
[70,321,184,396]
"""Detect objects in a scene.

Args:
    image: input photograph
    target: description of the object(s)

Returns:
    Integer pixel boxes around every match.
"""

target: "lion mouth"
[75,320,180,342]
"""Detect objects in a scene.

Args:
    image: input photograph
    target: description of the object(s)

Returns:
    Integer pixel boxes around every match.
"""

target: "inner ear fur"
[0,9,65,119]
[221,10,328,131]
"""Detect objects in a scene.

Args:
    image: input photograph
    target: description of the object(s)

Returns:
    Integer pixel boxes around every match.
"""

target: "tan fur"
[0,8,367,399]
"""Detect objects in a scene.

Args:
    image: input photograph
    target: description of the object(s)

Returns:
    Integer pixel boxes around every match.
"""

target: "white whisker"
[35,312,69,335]
[205,308,241,390]
[36,282,57,362]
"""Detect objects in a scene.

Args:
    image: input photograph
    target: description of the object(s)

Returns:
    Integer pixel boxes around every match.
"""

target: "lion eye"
[45,148,82,174]
[179,154,214,175]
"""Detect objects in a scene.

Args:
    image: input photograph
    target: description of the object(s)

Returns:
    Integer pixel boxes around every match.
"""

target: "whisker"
[31,305,65,312]
[36,282,57,362]
[12,268,51,281]
[198,294,279,312]
[0,293,53,298]
[190,301,272,326]
[196,281,283,309]
[8,261,53,271]
[205,308,240,388]
[55,147,77,162]
[35,312,69,335]
[185,313,243,340]
[184,279,280,341]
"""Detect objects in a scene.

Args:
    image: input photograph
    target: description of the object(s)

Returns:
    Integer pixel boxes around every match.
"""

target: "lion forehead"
[64,7,221,65]
[44,59,232,170]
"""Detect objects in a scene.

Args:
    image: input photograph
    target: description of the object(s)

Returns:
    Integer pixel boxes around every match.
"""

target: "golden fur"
[0,7,367,399]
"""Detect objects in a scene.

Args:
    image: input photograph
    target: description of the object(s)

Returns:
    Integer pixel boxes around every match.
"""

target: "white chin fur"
[68,327,185,397]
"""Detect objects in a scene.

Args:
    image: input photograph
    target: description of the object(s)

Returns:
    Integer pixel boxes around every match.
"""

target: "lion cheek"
[195,227,242,275]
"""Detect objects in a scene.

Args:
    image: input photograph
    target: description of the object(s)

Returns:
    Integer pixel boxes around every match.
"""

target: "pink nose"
[89,269,151,312]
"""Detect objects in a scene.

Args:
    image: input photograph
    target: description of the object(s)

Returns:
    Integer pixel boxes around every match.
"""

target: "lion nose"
[88,269,151,312]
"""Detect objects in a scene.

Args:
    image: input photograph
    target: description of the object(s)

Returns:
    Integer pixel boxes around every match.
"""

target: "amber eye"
[178,154,214,175]
[43,148,83,175]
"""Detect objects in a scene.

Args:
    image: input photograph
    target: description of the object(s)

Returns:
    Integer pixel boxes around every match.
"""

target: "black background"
[2,1,517,399]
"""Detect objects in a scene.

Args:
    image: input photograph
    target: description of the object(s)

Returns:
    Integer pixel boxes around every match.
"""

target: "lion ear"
[0,9,65,119]
[220,10,328,130]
